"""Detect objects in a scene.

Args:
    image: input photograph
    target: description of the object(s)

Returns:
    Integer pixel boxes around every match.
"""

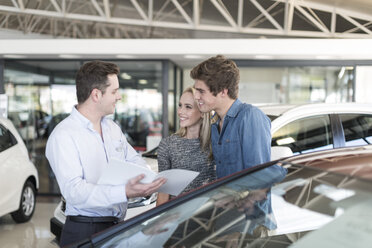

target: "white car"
[0,117,39,223]
[261,102,372,155]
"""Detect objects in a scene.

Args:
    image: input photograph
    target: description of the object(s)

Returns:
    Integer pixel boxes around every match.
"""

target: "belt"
[67,215,120,224]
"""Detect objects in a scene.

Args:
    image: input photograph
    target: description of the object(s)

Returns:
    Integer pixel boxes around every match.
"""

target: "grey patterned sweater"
[157,134,216,195]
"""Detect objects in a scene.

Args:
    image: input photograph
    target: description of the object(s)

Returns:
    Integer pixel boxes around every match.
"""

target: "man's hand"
[126,174,167,198]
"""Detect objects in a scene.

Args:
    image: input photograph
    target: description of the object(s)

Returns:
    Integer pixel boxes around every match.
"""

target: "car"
[261,102,372,155]
[71,145,372,247]
[0,117,39,223]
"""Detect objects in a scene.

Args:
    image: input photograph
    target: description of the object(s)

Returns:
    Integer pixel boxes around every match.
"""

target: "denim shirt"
[212,99,271,178]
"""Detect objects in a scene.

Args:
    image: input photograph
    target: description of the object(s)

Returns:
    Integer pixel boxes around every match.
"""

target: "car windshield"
[86,162,372,248]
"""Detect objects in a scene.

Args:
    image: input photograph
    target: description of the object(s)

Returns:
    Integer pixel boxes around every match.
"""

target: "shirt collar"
[225,99,242,118]
[71,105,106,130]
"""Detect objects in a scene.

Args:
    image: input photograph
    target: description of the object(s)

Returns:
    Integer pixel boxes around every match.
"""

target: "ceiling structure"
[0,0,372,39]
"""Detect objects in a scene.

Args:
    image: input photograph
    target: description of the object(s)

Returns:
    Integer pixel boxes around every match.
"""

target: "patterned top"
[157,134,216,195]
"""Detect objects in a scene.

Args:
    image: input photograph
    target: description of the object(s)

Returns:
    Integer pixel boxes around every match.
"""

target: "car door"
[0,123,20,216]
[338,114,372,147]
[271,115,335,155]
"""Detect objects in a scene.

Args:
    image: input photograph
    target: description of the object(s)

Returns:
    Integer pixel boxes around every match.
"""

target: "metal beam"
[130,0,148,22]
[339,13,372,35]
[171,0,193,25]
[0,0,371,38]
[295,4,329,33]
[193,0,199,27]
[11,0,19,9]
[237,0,243,28]
[90,0,105,18]
[103,0,111,19]
[17,0,24,10]
[209,0,237,28]
[148,0,153,22]
[250,0,283,31]
[50,0,61,13]
[286,0,295,33]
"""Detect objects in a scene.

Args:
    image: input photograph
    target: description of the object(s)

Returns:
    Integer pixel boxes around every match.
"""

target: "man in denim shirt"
[191,55,271,178]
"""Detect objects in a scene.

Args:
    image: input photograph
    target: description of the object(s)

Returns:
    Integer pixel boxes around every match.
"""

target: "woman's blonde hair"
[175,87,212,155]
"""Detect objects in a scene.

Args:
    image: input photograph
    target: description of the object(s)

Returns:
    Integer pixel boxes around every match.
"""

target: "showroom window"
[272,115,333,154]
[0,124,17,152]
[339,114,372,147]
[2,59,181,194]
[237,65,354,104]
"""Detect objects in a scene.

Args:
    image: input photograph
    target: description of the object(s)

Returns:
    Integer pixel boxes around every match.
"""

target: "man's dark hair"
[76,60,119,104]
[190,55,240,99]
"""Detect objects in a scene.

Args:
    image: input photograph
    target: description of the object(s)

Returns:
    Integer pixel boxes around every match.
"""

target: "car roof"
[258,102,372,117]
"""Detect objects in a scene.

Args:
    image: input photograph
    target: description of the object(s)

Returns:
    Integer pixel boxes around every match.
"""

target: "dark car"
[69,145,372,247]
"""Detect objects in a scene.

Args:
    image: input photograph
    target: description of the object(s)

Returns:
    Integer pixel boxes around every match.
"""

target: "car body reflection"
[70,148,372,248]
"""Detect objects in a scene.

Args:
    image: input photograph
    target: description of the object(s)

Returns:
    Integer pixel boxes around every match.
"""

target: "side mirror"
[271,146,294,161]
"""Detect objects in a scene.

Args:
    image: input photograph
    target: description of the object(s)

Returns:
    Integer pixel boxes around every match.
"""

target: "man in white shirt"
[46,60,166,247]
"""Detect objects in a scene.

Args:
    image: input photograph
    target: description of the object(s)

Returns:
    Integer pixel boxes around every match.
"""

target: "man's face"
[99,74,121,116]
[193,80,218,113]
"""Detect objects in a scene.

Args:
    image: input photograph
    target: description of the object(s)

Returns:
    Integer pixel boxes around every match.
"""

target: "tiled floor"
[0,196,59,248]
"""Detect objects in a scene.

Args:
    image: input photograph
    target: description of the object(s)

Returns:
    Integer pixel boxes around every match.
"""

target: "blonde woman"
[156,87,216,206]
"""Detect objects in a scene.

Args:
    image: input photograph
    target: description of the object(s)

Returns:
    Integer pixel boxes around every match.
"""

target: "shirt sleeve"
[240,107,271,169]
[157,137,171,172]
[46,129,126,209]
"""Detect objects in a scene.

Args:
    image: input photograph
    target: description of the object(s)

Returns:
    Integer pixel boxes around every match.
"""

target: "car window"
[272,115,333,155]
[0,124,17,152]
[266,115,278,121]
[340,114,372,147]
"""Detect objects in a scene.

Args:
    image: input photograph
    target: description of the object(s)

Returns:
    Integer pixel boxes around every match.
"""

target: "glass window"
[272,115,333,154]
[340,114,372,147]
[0,124,17,152]
[238,66,354,104]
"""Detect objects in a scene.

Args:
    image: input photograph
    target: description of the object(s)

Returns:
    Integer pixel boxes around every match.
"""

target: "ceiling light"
[139,79,147,85]
[184,55,203,59]
[315,55,334,60]
[59,54,81,59]
[254,55,274,59]
[3,54,27,59]
[116,55,136,59]
[120,73,132,80]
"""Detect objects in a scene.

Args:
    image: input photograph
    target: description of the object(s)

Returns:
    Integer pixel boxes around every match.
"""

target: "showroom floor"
[0,196,59,248]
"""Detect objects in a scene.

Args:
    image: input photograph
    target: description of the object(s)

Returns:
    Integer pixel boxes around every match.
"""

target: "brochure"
[98,158,199,196]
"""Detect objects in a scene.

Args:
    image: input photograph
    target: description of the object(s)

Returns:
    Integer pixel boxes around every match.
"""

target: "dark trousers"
[60,216,118,247]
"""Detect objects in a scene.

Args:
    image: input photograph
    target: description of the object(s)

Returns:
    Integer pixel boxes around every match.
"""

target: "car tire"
[11,181,36,223]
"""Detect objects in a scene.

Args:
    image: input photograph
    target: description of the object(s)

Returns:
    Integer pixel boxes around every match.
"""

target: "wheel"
[11,181,36,223]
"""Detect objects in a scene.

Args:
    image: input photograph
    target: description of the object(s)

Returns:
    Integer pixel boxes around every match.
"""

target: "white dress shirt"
[46,107,148,219]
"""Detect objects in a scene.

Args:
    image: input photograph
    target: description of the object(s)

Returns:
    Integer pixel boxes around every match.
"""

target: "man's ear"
[91,88,102,102]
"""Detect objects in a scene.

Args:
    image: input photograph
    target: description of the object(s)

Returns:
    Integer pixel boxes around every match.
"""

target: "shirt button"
[218,142,221,145]
[218,161,221,164]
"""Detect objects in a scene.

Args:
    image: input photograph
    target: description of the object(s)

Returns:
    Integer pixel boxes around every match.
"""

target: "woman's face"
[177,91,202,128]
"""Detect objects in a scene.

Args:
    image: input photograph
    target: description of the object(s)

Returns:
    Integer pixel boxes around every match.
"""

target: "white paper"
[98,158,199,196]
